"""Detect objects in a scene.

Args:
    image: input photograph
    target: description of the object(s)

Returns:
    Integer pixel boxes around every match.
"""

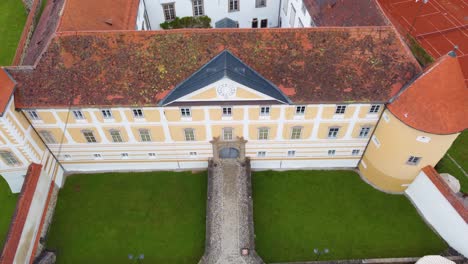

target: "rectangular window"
[63,154,72,160]
[110,130,123,143]
[39,131,57,144]
[289,4,296,26]
[359,127,371,138]
[260,19,268,28]
[258,127,269,140]
[291,127,302,139]
[223,128,233,140]
[180,108,191,117]
[229,0,239,11]
[193,0,204,16]
[162,3,176,21]
[335,105,346,114]
[252,18,258,28]
[101,109,113,119]
[121,153,129,159]
[185,128,195,141]
[222,107,232,116]
[72,110,85,120]
[27,110,40,120]
[148,152,157,158]
[139,129,152,142]
[407,156,421,165]
[328,149,336,156]
[257,151,266,157]
[287,150,296,157]
[189,151,198,157]
[256,0,266,7]
[132,109,144,118]
[295,105,306,115]
[260,106,270,116]
[328,127,339,138]
[93,153,102,159]
[352,149,360,156]
[82,130,97,143]
[369,104,380,114]
[0,151,20,166]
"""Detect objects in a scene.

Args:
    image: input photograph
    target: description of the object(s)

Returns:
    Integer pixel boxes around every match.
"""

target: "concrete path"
[199,159,264,264]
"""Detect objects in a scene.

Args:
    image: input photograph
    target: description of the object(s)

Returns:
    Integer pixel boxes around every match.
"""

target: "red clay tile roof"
[388,53,468,135]
[57,0,140,31]
[0,163,42,264]
[378,0,468,87]
[0,68,15,116]
[423,166,467,222]
[7,27,420,108]
[304,0,388,26]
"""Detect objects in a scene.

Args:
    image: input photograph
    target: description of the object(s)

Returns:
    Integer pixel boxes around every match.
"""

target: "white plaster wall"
[251,158,358,169]
[145,0,281,29]
[279,0,312,28]
[136,0,147,29]
[406,171,468,257]
[1,170,27,193]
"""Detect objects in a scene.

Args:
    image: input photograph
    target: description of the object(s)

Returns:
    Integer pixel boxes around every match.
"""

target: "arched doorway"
[219,147,240,159]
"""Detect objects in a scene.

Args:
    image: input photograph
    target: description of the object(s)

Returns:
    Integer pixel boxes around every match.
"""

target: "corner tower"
[359,53,468,192]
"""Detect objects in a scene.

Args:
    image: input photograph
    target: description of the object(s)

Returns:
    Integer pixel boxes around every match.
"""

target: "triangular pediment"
[159,50,291,106]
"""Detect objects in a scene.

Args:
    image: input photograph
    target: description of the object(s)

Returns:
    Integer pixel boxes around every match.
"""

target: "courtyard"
[0,177,18,249]
[0,0,27,65]
[436,131,467,192]
[252,170,447,263]
[46,171,207,264]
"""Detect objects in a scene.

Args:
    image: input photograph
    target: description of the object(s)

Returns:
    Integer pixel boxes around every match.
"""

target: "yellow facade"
[359,110,459,192]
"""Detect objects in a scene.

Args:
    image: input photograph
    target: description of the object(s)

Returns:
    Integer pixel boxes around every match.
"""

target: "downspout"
[277,0,282,27]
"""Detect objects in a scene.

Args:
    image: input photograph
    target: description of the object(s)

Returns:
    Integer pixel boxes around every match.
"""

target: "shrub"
[160,16,211,29]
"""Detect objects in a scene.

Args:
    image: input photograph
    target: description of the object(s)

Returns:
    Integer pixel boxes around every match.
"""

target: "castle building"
[0,0,466,196]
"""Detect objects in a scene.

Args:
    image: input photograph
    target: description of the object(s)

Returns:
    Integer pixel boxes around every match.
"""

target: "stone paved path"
[199,159,264,264]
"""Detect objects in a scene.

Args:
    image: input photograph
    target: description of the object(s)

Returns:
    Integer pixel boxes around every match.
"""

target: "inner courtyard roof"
[7,27,421,108]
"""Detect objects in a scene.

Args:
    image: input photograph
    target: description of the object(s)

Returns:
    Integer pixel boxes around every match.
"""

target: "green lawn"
[436,131,468,193]
[46,171,207,264]
[0,176,19,249]
[0,0,27,66]
[253,170,447,263]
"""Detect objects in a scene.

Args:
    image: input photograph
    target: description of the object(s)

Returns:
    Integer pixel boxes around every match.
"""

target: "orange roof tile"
[388,53,468,134]
[7,27,421,108]
[0,68,15,116]
[57,0,140,31]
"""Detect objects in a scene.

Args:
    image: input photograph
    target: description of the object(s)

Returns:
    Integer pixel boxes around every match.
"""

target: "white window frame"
[260,106,270,116]
[180,107,191,118]
[192,0,204,16]
[328,149,336,156]
[291,126,302,140]
[162,3,176,21]
[39,131,57,144]
[121,153,129,159]
[407,156,421,165]
[359,126,371,138]
[110,129,124,143]
[257,151,266,157]
[27,110,40,120]
[72,110,85,120]
[148,152,157,159]
[229,0,239,12]
[184,128,195,141]
[352,149,360,156]
[328,127,339,138]
[369,104,380,114]
[132,109,144,118]
[222,106,232,117]
[287,150,296,157]
[223,127,233,141]
[189,151,198,157]
[101,109,113,119]
[82,130,97,143]
[295,105,306,115]
[258,127,269,140]
[0,151,20,166]
[335,105,346,114]
[93,153,103,160]
[139,129,152,142]
[63,154,72,160]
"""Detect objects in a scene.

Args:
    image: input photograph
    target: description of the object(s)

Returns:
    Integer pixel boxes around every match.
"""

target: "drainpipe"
[277,0,282,27]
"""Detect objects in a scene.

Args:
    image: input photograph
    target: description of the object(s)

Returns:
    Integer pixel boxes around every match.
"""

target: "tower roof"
[388,53,468,134]
[0,68,15,116]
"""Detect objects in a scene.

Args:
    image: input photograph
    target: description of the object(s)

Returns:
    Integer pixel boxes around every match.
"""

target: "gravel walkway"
[199,159,264,264]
